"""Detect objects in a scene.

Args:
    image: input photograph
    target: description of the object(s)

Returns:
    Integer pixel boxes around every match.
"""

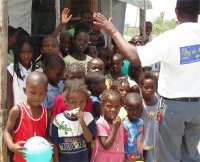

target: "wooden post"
[139,0,146,35]
[107,0,112,49]
[0,0,8,161]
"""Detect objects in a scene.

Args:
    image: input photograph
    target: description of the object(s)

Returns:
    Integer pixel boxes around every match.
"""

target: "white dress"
[7,63,42,105]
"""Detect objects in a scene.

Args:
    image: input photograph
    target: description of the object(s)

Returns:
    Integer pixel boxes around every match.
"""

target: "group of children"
[5,8,160,162]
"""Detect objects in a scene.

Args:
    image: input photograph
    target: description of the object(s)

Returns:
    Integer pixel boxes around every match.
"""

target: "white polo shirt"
[137,23,200,98]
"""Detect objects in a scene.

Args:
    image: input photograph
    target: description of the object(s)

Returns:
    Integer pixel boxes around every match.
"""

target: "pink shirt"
[91,117,125,162]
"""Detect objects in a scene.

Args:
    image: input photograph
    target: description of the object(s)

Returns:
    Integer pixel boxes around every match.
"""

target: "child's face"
[88,60,104,74]
[125,98,143,122]
[74,32,89,52]
[60,35,71,55]
[67,91,87,111]
[20,42,33,68]
[41,37,60,56]
[118,83,130,100]
[88,46,98,58]
[111,57,123,73]
[101,95,121,121]
[46,66,64,85]
[24,82,47,108]
[67,69,85,80]
[141,79,156,99]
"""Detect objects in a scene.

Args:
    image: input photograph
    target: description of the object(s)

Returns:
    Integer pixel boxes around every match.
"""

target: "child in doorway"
[85,72,106,120]
[140,72,158,162]
[123,93,144,161]
[7,35,42,111]
[51,79,97,162]
[91,89,125,162]
[4,72,49,162]
[42,54,65,111]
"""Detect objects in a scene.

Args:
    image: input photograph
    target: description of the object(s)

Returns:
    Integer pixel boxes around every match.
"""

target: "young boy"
[123,93,144,162]
[4,71,49,162]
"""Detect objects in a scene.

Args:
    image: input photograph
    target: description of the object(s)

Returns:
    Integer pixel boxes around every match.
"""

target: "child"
[4,71,49,162]
[123,93,144,161]
[60,32,72,57]
[52,62,92,120]
[91,89,125,162]
[7,35,42,111]
[51,79,97,162]
[127,63,142,94]
[36,35,61,70]
[42,54,66,110]
[85,72,106,120]
[111,77,130,106]
[64,25,92,70]
[140,72,158,162]
[97,47,112,74]
[86,45,98,58]
[87,58,105,75]
[105,53,126,86]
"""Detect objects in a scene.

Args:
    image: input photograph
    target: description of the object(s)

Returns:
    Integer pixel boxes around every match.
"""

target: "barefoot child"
[51,79,97,162]
[4,72,49,162]
[91,89,125,162]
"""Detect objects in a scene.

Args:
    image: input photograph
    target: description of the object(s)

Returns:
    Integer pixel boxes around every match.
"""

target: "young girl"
[51,62,92,120]
[7,35,42,111]
[51,79,97,162]
[140,72,158,162]
[64,25,92,70]
[4,72,49,162]
[91,89,125,162]
[111,77,130,106]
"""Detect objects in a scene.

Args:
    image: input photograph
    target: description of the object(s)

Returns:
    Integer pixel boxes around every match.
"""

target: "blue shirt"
[123,118,143,161]
[42,81,64,109]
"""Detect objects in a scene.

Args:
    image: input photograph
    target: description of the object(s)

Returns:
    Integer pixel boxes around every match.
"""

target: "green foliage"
[124,24,139,37]
[152,17,177,36]
[123,18,177,37]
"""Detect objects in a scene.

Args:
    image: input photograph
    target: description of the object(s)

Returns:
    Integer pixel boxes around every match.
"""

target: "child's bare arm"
[52,8,72,37]
[76,111,93,142]
[4,106,25,156]
[52,145,59,162]
[99,117,121,150]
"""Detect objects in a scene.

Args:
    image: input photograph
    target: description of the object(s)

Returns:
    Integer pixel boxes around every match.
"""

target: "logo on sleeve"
[180,44,200,64]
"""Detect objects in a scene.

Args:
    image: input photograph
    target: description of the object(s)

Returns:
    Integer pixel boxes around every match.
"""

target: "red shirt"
[13,102,47,162]
[52,94,92,120]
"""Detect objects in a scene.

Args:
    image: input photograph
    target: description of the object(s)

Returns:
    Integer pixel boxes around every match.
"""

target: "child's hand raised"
[10,141,26,157]
[61,8,72,24]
